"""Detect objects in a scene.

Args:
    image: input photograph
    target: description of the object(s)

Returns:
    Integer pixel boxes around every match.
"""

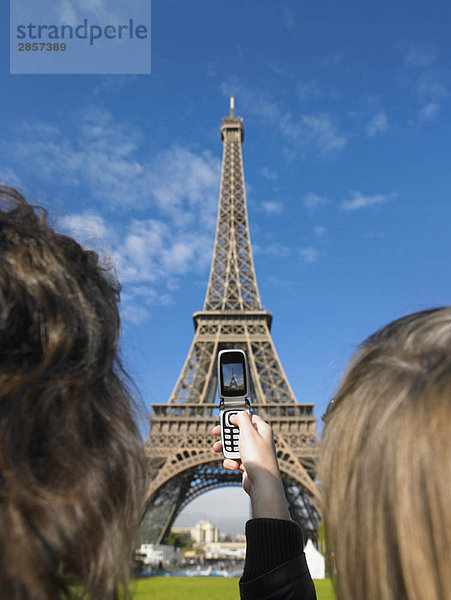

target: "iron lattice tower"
[143,98,321,543]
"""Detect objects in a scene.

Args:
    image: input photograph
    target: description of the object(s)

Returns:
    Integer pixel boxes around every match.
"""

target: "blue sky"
[2,0,451,534]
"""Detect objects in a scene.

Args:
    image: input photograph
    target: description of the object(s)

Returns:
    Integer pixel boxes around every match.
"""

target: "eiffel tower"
[142,97,321,544]
[228,367,238,389]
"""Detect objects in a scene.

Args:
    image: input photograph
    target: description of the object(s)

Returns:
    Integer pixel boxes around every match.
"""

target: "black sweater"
[240,519,317,600]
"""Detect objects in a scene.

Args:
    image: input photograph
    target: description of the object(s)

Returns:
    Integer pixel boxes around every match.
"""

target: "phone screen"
[220,351,247,397]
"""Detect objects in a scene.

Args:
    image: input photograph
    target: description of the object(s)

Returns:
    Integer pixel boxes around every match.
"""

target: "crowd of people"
[0,184,449,599]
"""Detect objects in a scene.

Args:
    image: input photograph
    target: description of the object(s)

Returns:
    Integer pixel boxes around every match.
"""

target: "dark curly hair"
[0,186,147,599]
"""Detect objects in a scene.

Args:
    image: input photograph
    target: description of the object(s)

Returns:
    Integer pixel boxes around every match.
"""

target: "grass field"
[132,577,335,599]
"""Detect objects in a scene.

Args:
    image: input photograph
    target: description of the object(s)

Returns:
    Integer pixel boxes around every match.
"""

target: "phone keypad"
[223,412,241,454]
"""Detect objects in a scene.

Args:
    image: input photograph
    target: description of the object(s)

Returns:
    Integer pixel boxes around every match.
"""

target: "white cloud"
[56,0,121,25]
[58,210,112,244]
[4,107,220,230]
[366,111,389,137]
[265,274,297,289]
[57,210,215,324]
[258,166,277,180]
[297,79,321,102]
[0,166,23,189]
[253,242,291,258]
[148,146,220,228]
[120,304,151,325]
[282,5,296,31]
[418,102,440,121]
[3,106,222,325]
[415,73,448,124]
[113,218,213,283]
[341,190,397,211]
[163,239,207,274]
[5,107,143,199]
[323,49,345,68]
[262,201,282,215]
[399,46,448,124]
[403,44,436,67]
[219,79,279,122]
[92,75,138,96]
[303,193,329,209]
[56,0,78,25]
[417,79,448,101]
[301,114,347,153]
[300,246,319,263]
[219,78,347,155]
[313,226,326,237]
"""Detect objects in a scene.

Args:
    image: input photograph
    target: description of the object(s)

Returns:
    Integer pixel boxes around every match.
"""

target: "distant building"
[191,520,219,544]
[138,543,183,568]
[204,541,246,560]
[170,520,246,559]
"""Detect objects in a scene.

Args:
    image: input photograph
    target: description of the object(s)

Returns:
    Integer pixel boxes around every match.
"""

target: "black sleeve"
[240,518,317,600]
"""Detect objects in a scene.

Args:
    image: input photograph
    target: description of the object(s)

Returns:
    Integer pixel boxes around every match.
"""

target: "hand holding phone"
[212,411,291,520]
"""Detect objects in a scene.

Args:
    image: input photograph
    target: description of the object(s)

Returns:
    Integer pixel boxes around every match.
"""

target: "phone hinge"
[220,398,250,409]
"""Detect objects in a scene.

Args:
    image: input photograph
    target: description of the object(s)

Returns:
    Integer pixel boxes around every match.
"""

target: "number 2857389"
[18,42,67,51]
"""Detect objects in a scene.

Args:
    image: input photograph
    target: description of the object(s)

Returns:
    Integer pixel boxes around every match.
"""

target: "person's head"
[320,307,451,600]
[0,185,146,599]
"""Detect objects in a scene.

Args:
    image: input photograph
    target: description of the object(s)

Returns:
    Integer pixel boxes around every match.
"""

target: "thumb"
[229,411,254,434]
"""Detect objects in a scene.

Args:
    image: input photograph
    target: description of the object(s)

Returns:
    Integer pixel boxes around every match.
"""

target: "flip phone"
[217,349,251,459]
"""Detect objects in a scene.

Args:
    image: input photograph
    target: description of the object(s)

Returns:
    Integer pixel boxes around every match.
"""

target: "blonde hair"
[320,307,451,600]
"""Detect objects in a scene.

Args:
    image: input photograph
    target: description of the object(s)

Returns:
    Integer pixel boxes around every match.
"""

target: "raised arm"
[212,412,317,600]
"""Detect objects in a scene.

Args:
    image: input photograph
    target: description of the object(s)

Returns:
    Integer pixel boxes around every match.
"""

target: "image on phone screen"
[221,362,245,394]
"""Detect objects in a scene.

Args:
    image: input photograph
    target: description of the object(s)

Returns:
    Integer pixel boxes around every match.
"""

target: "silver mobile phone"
[217,349,251,459]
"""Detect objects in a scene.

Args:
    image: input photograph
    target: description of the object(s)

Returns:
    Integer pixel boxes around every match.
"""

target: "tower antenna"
[230,95,235,117]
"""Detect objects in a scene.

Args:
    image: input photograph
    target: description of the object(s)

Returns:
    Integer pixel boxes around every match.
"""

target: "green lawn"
[132,577,335,599]
[313,579,336,600]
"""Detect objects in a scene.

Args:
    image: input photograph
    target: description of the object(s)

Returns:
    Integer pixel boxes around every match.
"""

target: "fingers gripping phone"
[217,349,251,459]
